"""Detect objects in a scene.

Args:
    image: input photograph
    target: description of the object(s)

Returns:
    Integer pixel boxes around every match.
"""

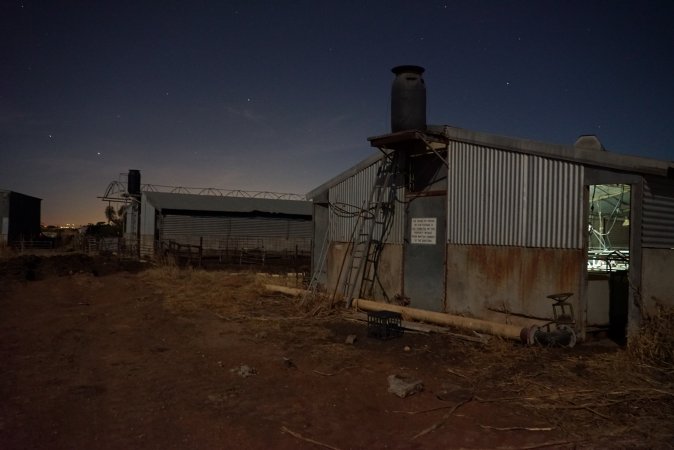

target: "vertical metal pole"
[136,199,141,260]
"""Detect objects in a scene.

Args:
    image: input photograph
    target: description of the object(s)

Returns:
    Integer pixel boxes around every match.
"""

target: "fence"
[156,236,311,272]
[2,235,311,274]
[79,235,311,273]
[9,239,55,251]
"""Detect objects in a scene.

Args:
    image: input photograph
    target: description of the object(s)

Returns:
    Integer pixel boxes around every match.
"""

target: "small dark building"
[0,189,42,245]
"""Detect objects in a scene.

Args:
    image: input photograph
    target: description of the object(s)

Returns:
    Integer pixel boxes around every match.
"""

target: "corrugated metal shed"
[138,192,313,258]
[145,192,312,217]
[328,157,405,244]
[307,153,382,200]
[642,175,674,248]
[447,142,584,248]
[161,215,312,240]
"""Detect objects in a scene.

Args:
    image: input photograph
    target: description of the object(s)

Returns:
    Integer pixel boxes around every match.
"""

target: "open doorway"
[586,184,631,344]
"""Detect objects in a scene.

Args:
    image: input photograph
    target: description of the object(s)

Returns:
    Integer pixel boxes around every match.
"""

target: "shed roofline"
[307,124,674,198]
[143,191,312,216]
[437,125,674,177]
[306,152,384,199]
[0,189,43,201]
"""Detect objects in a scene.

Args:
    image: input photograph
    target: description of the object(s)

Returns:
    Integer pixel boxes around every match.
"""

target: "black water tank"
[391,65,426,132]
[128,169,141,198]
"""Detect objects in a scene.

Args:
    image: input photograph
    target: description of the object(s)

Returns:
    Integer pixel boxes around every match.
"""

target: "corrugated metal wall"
[447,142,584,248]
[642,175,674,248]
[160,214,312,251]
[1,191,9,244]
[328,158,405,244]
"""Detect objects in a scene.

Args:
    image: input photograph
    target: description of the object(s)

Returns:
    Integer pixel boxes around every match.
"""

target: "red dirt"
[1,256,671,449]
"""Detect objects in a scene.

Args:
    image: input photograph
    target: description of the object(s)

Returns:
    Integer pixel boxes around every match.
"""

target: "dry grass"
[628,304,674,370]
[134,265,674,446]
[298,291,343,317]
[139,266,267,316]
[454,341,674,446]
[138,266,311,327]
[0,244,15,260]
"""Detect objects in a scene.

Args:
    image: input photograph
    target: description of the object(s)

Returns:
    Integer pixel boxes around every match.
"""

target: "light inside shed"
[587,184,630,272]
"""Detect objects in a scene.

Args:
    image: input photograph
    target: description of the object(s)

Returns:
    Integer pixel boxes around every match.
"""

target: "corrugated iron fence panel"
[328,158,405,244]
[160,214,312,251]
[447,142,584,248]
[642,175,674,248]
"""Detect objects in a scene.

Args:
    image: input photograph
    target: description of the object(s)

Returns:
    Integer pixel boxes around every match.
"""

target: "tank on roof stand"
[391,65,426,132]
[127,169,141,198]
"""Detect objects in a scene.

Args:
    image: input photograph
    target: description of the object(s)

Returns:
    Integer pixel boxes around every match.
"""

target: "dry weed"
[628,304,674,369]
[0,244,15,260]
[299,291,342,317]
[139,266,264,315]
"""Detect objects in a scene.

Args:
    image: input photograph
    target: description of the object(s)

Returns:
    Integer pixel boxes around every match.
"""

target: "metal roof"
[306,152,383,200]
[436,125,674,177]
[307,125,674,199]
[0,189,42,201]
[144,191,312,216]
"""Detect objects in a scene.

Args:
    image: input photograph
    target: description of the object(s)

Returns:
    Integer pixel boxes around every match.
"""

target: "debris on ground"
[282,357,297,369]
[387,374,423,398]
[231,365,257,378]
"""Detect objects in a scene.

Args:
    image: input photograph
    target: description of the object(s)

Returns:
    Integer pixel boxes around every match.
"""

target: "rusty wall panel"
[328,158,404,244]
[447,142,584,249]
[445,244,585,323]
[371,244,403,301]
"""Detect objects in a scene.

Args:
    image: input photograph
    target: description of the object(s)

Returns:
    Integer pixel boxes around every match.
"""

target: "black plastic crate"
[367,311,404,340]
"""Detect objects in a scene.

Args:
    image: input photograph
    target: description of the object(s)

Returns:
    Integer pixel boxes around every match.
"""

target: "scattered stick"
[312,366,358,377]
[411,397,472,440]
[480,425,554,432]
[280,426,341,450]
[476,389,595,403]
[496,440,583,449]
[394,400,473,415]
[532,399,626,411]
[446,368,469,379]
[582,406,612,421]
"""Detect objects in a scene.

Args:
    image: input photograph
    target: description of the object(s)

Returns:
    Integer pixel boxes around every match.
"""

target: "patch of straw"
[628,304,674,369]
[299,291,342,317]
[0,244,16,261]
[139,266,264,314]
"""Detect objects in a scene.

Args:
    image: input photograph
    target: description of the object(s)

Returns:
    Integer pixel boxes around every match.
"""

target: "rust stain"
[454,245,584,318]
[466,246,516,287]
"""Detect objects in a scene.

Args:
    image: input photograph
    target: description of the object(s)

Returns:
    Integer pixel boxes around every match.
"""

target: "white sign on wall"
[411,217,437,244]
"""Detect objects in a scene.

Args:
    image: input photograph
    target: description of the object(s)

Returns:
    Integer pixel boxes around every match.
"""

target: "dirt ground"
[1,255,673,449]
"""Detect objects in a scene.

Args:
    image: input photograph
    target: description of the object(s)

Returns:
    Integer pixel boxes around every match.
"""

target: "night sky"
[1,1,673,226]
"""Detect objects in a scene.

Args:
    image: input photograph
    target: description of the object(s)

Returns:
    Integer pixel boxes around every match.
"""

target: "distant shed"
[307,125,674,341]
[126,191,312,264]
[0,189,42,245]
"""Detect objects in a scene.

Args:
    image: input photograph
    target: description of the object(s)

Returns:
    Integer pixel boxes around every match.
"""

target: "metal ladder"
[341,153,399,308]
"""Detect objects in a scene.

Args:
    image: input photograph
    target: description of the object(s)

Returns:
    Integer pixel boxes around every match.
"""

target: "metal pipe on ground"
[353,298,527,342]
[262,285,529,343]
[264,284,304,297]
